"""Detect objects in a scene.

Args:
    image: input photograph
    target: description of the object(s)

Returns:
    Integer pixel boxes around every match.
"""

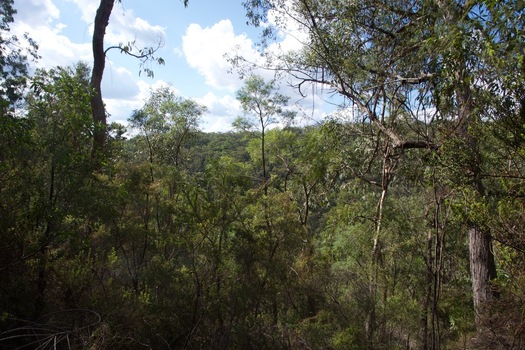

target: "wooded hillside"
[1,0,524,349]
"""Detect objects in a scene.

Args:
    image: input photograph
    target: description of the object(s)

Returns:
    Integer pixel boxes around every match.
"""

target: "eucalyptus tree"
[241,0,525,344]
[241,0,442,342]
[129,86,205,171]
[90,0,189,157]
[234,75,296,194]
[117,87,205,294]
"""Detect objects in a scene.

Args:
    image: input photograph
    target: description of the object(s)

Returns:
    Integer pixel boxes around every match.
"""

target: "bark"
[261,123,268,195]
[420,230,432,350]
[469,227,497,327]
[457,77,498,331]
[460,99,499,332]
[90,0,115,158]
[366,145,397,341]
[462,119,498,331]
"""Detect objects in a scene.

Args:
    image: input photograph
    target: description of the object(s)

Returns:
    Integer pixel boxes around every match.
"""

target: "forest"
[1,0,525,349]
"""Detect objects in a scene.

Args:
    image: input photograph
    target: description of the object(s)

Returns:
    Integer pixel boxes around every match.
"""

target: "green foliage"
[0,0,38,109]
[2,0,525,348]
[234,75,296,133]
[128,85,205,167]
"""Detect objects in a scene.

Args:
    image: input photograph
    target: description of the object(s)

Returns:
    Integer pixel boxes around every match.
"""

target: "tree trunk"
[420,229,432,350]
[452,34,498,329]
[261,122,268,196]
[461,97,498,331]
[366,145,397,341]
[469,227,497,328]
[90,0,115,158]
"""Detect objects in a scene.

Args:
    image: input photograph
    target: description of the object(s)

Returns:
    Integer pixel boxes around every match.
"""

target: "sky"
[12,0,336,132]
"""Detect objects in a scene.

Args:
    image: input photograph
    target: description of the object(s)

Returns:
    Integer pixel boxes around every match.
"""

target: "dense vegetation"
[1,0,525,349]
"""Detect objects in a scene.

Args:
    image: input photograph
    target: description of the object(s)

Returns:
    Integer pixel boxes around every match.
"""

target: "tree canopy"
[0,1,524,349]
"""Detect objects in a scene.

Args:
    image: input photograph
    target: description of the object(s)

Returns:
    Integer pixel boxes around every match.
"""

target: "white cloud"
[201,92,240,116]
[182,20,259,91]
[64,0,166,50]
[105,9,166,49]
[246,0,337,125]
[179,12,331,132]
[14,0,60,26]
[106,79,177,124]
[266,0,309,52]
[195,92,241,132]
[201,115,237,133]
[65,0,98,23]
[102,64,139,99]
[12,1,92,70]
[36,34,92,69]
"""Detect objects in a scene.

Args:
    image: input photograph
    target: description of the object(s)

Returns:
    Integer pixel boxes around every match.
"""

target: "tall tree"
[90,0,115,159]
[234,75,295,194]
[131,86,204,167]
[241,0,524,339]
[90,0,189,158]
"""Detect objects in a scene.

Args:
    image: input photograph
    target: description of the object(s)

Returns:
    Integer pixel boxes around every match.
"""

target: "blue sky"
[13,0,334,132]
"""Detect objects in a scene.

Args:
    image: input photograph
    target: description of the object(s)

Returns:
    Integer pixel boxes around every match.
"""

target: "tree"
[234,75,295,194]
[241,0,524,341]
[0,1,40,324]
[90,0,189,158]
[240,0,438,340]
[0,63,103,348]
[0,0,38,181]
[0,0,38,112]
[133,86,205,167]
[90,0,115,159]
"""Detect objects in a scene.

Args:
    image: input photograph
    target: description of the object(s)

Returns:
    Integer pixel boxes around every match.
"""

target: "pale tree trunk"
[366,144,398,341]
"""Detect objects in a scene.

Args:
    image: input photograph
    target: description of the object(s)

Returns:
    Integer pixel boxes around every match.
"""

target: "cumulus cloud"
[64,0,98,23]
[105,79,176,124]
[15,24,91,69]
[262,0,338,124]
[198,92,239,116]
[13,1,91,69]
[179,13,331,131]
[104,9,166,50]
[102,64,140,99]
[14,0,60,26]
[182,20,259,91]
[110,79,242,134]
[61,0,166,52]
[196,92,240,132]
[266,0,310,51]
